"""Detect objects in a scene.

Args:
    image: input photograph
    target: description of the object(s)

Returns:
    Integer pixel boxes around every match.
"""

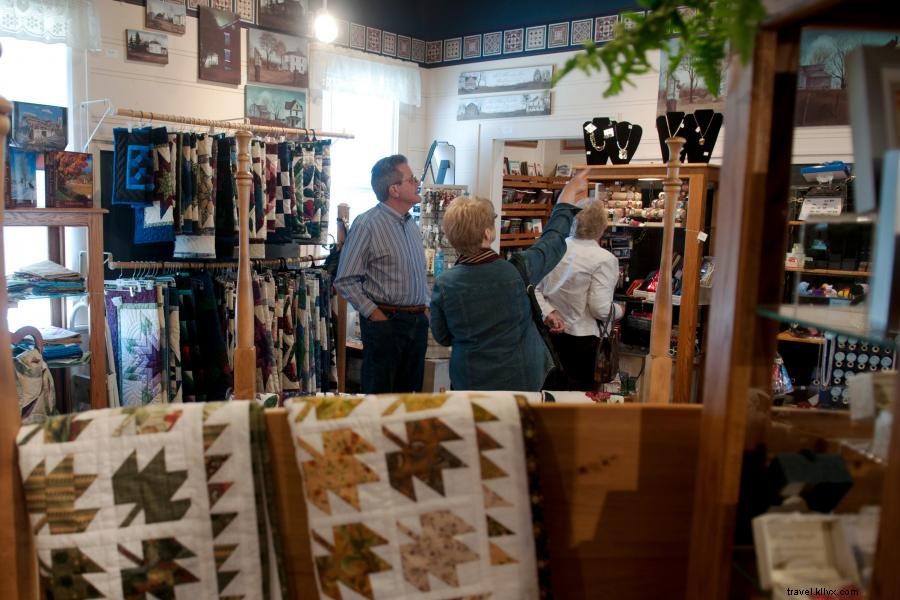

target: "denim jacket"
[429,203,579,391]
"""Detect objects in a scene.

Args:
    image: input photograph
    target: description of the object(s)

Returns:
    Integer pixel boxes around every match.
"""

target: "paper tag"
[847,371,875,420]
[603,127,615,138]
[584,123,597,133]
[798,196,842,220]
[697,231,709,242]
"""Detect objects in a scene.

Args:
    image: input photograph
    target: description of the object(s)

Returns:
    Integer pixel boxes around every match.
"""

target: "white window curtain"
[310,44,421,107]
[0,0,100,51]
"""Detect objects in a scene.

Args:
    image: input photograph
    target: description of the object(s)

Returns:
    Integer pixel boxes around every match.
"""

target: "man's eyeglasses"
[396,176,419,186]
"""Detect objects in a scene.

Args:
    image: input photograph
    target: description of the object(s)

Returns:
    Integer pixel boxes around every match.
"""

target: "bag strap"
[597,302,616,338]
[510,256,565,372]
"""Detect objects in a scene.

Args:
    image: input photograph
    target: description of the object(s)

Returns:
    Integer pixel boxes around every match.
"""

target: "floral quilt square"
[483,31,502,56]
[382,31,397,56]
[503,28,523,54]
[444,37,462,61]
[350,23,366,50]
[570,18,592,45]
[425,40,443,64]
[594,15,618,43]
[397,35,411,59]
[411,38,425,62]
[463,35,481,59]
[525,26,546,51]
[548,22,569,48]
[367,27,382,53]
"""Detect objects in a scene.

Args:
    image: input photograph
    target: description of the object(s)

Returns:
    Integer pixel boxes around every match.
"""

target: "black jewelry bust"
[608,121,642,164]
[582,117,615,165]
[655,111,688,163]
[681,109,723,164]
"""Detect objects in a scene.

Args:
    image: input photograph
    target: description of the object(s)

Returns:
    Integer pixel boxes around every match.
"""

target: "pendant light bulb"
[314,0,338,43]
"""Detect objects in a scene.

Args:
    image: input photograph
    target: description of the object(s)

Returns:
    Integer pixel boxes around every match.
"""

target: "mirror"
[422,140,456,185]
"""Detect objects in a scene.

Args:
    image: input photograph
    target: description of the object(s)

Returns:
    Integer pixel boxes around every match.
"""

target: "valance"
[0,0,101,51]
[311,44,422,107]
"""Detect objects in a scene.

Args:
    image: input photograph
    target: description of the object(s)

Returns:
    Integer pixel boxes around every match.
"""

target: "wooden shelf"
[776,331,825,345]
[501,203,551,218]
[499,233,539,247]
[502,175,568,189]
[573,163,720,182]
[3,208,108,227]
[784,266,870,277]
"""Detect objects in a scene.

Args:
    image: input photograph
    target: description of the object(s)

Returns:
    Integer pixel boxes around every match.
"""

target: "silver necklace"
[695,112,715,146]
[616,125,633,160]
[663,114,684,139]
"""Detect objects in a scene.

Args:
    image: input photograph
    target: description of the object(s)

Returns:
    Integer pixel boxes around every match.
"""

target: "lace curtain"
[0,0,101,51]
[310,44,422,107]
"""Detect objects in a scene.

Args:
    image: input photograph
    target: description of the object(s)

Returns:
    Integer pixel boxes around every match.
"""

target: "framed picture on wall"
[245,85,306,128]
[198,6,241,85]
[247,29,309,88]
[847,45,900,213]
[257,0,307,35]
[145,0,186,35]
[11,101,67,151]
[126,29,170,65]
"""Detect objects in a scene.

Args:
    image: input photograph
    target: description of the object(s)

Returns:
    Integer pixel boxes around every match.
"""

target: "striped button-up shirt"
[334,201,428,317]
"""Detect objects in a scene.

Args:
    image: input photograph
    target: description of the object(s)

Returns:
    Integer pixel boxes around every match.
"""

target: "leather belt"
[376,303,427,314]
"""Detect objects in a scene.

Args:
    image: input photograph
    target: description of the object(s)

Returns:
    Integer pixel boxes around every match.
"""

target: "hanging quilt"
[112,127,155,206]
[175,134,216,258]
[287,392,543,600]
[117,301,165,406]
[17,402,285,599]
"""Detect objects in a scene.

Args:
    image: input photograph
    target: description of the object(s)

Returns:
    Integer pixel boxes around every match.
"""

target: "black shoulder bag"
[510,257,566,391]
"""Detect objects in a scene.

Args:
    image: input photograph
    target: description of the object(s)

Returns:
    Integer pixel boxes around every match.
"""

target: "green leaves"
[552,0,766,98]
[113,449,190,527]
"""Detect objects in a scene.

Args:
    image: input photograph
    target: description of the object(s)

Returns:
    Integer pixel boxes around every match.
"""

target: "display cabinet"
[3,208,108,410]
[499,174,568,249]
[686,2,900,598]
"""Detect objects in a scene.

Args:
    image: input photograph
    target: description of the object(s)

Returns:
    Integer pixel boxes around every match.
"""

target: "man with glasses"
[334,154,429,393]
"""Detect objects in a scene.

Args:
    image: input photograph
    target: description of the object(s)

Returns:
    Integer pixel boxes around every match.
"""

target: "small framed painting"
[45,151,94,208]
[11,101,67,151]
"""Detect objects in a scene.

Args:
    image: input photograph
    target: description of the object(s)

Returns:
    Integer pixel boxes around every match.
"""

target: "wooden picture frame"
[847,46,900,213]
[504,140,538,148]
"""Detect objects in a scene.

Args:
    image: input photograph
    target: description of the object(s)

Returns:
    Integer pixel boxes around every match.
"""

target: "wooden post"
[233,130,256,400]
[643,137,684,403]
[335,203,349,392]
[87,211,107,409]
[0,86,38,600]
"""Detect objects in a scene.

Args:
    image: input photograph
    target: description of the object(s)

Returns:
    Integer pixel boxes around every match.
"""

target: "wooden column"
[233,130,256,400]
[87,211,107,409]
[673,173,711,403]
[0,88,38,600]
[686,27,800,598]
[335,203,349,393]
[643,137,684,403]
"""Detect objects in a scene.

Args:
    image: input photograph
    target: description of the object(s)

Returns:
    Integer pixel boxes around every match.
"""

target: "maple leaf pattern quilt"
[288,392,541,599]
[17,402,284,599]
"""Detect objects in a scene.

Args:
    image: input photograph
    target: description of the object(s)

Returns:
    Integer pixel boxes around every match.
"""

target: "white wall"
[421,49,856,211]
[76,1,426,174]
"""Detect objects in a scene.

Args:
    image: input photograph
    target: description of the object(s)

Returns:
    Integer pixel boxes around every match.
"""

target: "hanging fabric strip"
[270,141,294,243]
[174,133,216,258]
[215,136,237,259]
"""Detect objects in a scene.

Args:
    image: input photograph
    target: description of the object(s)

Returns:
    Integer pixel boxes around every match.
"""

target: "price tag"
[798,196,842,220]
[584,123,597,133]
[603,127,615,138]
[697,231,708,242]
[847,372,875,421]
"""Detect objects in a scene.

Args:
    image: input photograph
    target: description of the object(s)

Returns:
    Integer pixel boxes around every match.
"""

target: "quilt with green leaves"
[287,392,544,600]
[17,401,283,599]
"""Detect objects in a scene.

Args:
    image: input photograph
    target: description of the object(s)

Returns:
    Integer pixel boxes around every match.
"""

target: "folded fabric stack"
[287,392,549,599]
[38,326,85,364]
[7,260,85,300]
[17,402,286,598]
